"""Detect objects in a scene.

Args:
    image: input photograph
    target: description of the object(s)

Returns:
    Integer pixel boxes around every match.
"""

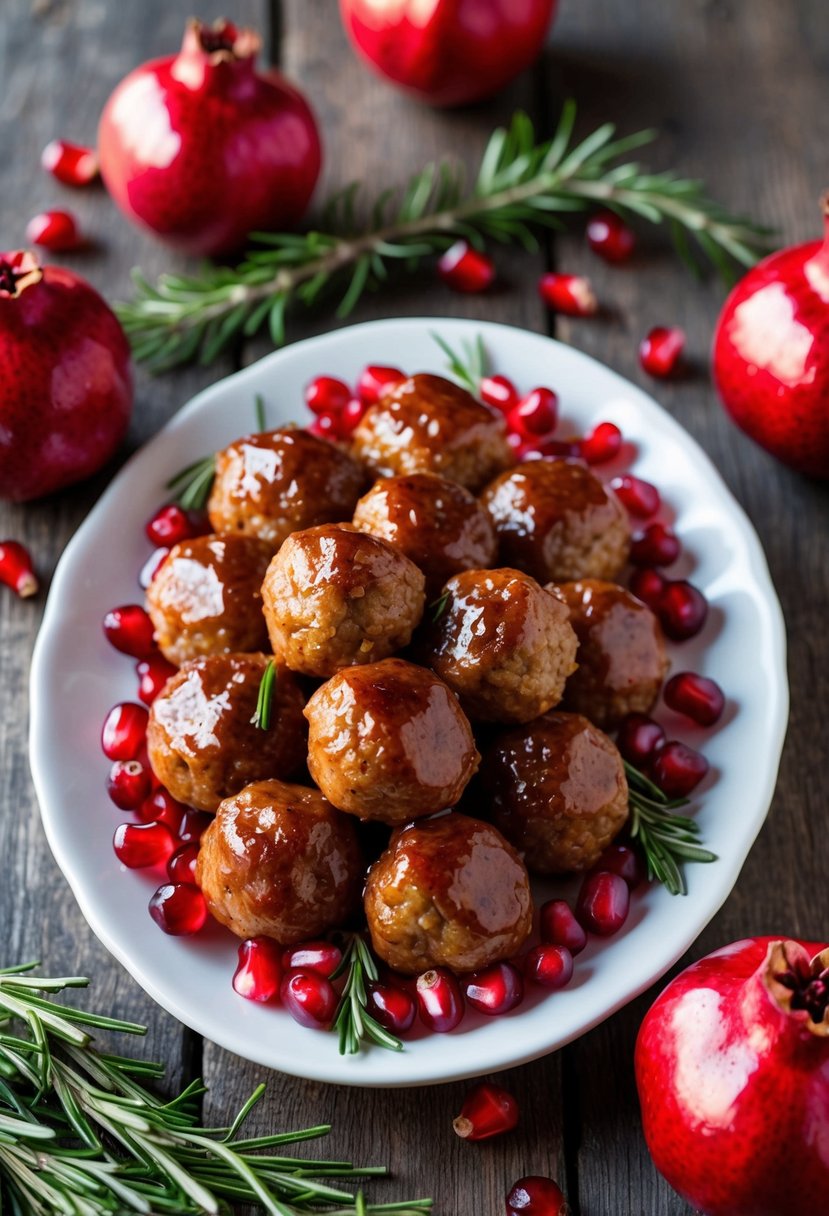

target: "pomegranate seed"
[107,760,151,810]
[438,240,495,293]
[610,474,660,518]
[480,374,519,413]
[138,788,187,828]
[113,821,176,869]
[357,365,403,404]
[524,944,574,990]
[41,139,98,186]
[628,567,666,610]
[139,547,169,589]
[650,741,709,798]
[591,843,646,889]
[539,900,587,956]
[586,209,636,264]
[338,398,367,435]
[304,375,351,416]
[538,272,598,317]
[167,842,200,883]
[148,883,207,936]
[581,421,622,465]
[25,209,82,252]
[307,413,339,441]
[576,871,630,936]
[136,654,177,705]
[616,712,666,767]
[366,982,417,1035]
[416,968,464,1032]
[101,702,148,761]
[465,962,524,1016]
[508,388,559,439]
[0,540,38,597]
[145,504,198,547]
[233,937,282,1002]
[506,1175,569,1215]
[664,671,725,726]
[658,580,708,640]
[281,970,338,1029]
[639,326,685,378]
[281,941,343,978]
[453,1082,519,1142]
[103,605,156,658]
[177,808,211,844]
[630,522,681,567]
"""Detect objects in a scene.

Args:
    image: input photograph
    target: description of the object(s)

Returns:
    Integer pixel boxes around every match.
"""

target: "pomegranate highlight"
[713,195,829,477]
[0,251,132,502]
[636,937,829,1215]
[98,18,322,256]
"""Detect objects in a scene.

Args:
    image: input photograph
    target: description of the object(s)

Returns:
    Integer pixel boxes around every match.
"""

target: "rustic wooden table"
[2,1,828,1212]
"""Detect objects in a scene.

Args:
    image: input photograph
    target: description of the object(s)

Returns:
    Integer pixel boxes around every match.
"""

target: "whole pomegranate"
[712,197,829,478]
[636,937,829,1215]
[0,251,132,502]
[98,18,322,256]
[339,0,556,108]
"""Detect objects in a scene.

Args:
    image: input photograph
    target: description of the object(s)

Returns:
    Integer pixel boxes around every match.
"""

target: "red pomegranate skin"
[339,0,557,108]
[0,254,132,502]
[636,936,829,1215]
[712,205,829,478]
[98,21,321,256]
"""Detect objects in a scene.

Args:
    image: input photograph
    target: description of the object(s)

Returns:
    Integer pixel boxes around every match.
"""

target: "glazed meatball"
[261,524,426,678]
[480,712,629,875]
[551,579,669,728]
[207,428,366,550]
[481,458,630,583]
[422,568,578,724]
[305,659,480,825]
[364,812,533,974]
[196,780,363,944]
[352,473,497,596]
[351,373,513,491]
[145,533,272,666]
[147,653,306,812]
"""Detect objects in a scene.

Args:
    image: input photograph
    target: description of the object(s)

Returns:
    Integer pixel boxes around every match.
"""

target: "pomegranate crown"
[0,250,42,299]
[764,940,829,1037]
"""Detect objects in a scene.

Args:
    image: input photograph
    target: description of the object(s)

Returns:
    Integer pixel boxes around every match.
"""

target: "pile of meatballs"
[144,372,669,979]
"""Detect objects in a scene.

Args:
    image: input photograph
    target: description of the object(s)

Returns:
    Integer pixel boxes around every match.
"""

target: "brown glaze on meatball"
[207,428,366,550]
[364,812,533,975]
[196,780,363,944]
[551,579,669,728]
[422,568,578,724]
[304,659,479,825]
[262,524,426,678]
[145,534,272,666]
[481,458,630,583]
[146,654,306,812]
[352,473,497,596]
[350,374,513,492]
[480,712,629,875]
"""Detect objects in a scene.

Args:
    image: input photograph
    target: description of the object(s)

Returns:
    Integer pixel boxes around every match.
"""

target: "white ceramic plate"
[30,317,788,1087]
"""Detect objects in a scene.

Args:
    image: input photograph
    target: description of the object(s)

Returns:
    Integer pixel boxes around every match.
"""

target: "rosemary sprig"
[0,966,432,1215]
[117,103,772,371]
[625,761,717,896]
[251,660,277,730]
[331,937,403,1056]
[428,591,451,622]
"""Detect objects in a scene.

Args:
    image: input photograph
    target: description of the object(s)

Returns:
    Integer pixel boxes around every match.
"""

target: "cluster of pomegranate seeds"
[639,326,685,378]
[611,474,660,518]
[576,871,630,936]
[136,654,177,705]
[506,1175,569,1215]
[103,604,156,658]
[113,821,176,869]
[538,272,598,317]
[41,139,98,186]
[281,970,338,1029]
[524,943,574,990]
[101,702,149,760]
[0,540,38,598]
[25,210,82,252]
[628,567,708,642]
[586,210,636,263]
[282,940,342,977]
[453,1082,519,1142]
[233,938,282,1002]
[465,961,524,1015]
[366,981,416,1034]
[303,365,404,441]
[416,968,464,1032]
[438,240,495,293]
[664,672,725,725]
[149,883,207,936]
